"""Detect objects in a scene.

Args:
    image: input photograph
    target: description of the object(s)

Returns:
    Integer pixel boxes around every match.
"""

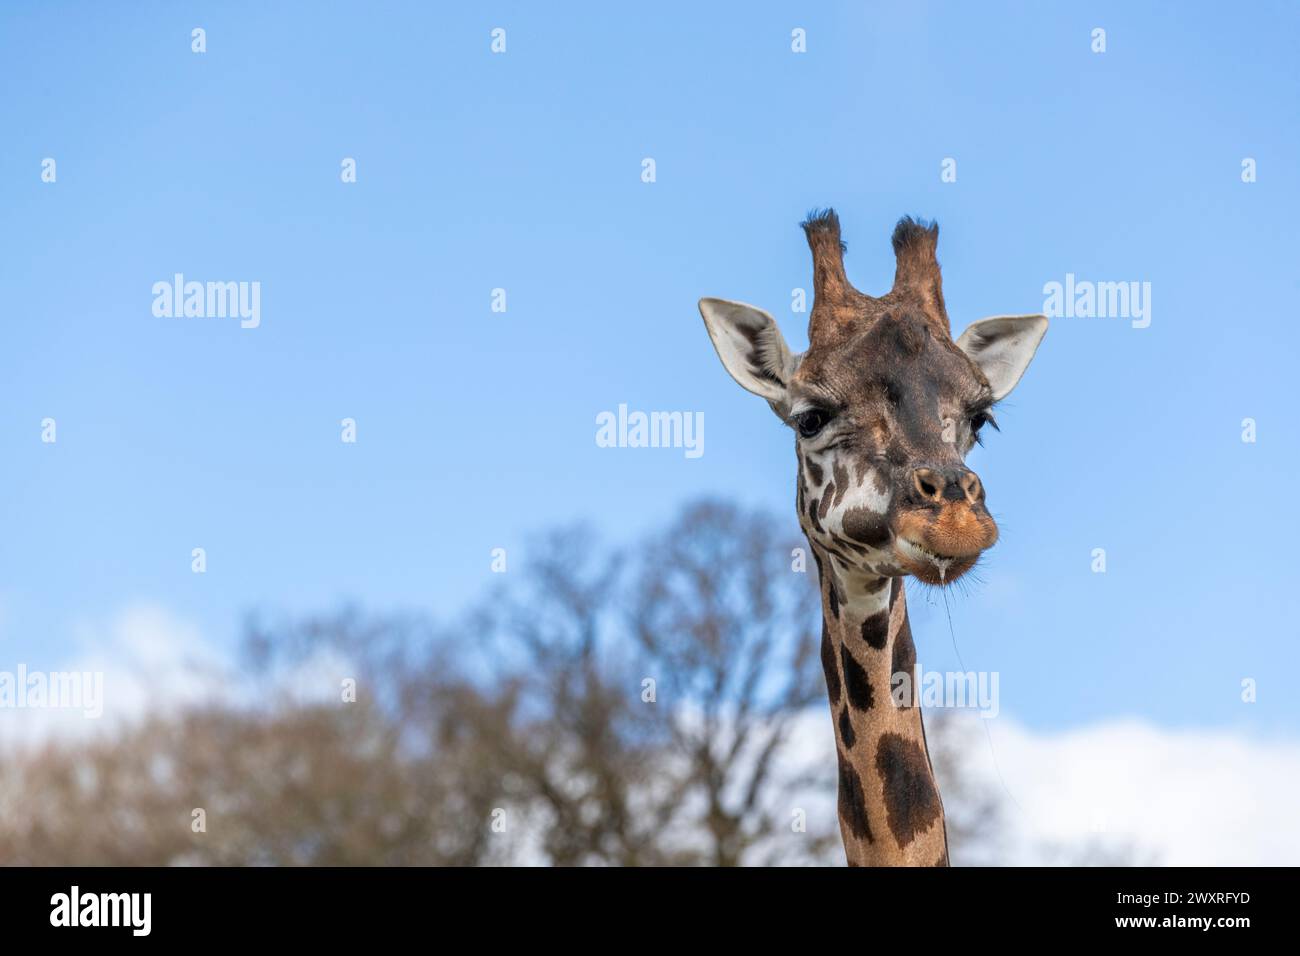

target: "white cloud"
[0,603,230,746]
[0,602,354,748]
[968,714,1300,865]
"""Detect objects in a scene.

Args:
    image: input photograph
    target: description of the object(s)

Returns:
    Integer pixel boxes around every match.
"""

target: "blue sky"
[2,1,1297,737]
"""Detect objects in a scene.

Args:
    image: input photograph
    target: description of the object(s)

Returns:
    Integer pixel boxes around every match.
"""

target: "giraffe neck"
[815,548,949,866]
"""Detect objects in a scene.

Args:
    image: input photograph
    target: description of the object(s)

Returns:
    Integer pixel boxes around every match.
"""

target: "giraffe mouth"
[895,537,978,584]
[897,536,957,565]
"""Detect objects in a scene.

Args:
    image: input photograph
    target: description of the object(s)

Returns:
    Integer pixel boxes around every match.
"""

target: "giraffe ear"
[699,297,799,416]
[956,314,1048,401]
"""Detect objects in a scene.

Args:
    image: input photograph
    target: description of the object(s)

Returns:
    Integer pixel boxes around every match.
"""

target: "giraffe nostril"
[912,469,942,501]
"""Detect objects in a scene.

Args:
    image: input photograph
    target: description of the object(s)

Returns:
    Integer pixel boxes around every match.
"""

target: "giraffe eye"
[970,410,999,444]
[795,409,832,438]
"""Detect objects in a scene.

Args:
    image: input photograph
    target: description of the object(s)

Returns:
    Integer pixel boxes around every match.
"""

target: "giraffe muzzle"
[893,466,998,584]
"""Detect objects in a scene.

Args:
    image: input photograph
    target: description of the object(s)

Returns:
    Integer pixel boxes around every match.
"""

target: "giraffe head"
[700,210,1047,588]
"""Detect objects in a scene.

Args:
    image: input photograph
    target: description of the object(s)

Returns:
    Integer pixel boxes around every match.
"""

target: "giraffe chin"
[893,536,980,586]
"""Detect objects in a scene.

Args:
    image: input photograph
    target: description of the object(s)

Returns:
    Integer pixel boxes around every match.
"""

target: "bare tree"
[628,500,833,865]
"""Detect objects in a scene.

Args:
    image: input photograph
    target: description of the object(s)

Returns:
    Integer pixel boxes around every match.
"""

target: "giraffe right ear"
[699,297,799,416]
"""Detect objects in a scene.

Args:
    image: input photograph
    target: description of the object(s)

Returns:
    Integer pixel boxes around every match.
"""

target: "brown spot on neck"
[875,731,943,848]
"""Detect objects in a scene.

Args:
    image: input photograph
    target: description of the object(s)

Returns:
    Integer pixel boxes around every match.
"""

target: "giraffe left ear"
[956,314,1048,401]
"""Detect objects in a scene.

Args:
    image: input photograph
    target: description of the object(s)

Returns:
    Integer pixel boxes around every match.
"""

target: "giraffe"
[698,209,1047,866]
